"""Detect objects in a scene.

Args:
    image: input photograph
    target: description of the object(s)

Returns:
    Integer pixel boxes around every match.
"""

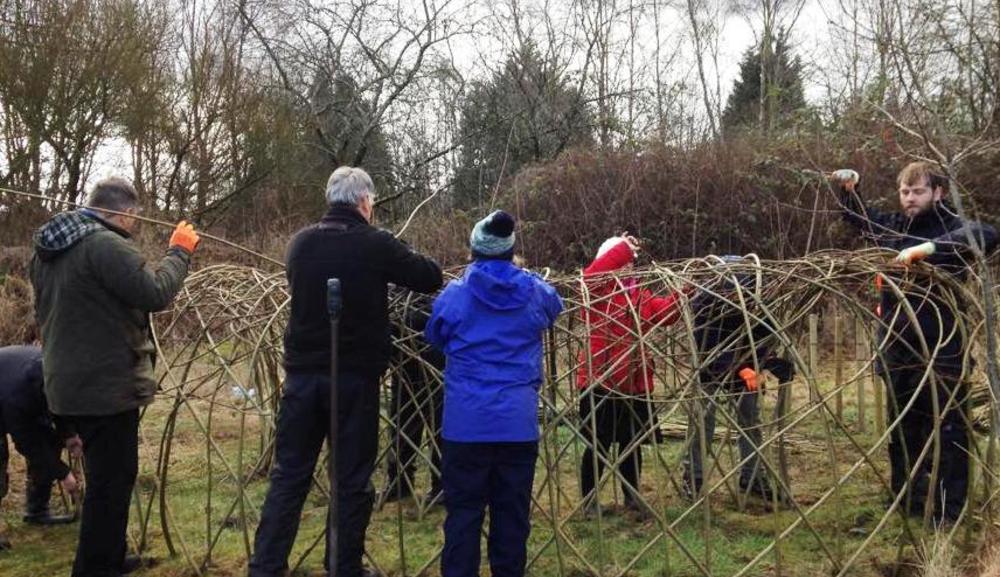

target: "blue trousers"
[441,440,538,577]
[249,370,380,577]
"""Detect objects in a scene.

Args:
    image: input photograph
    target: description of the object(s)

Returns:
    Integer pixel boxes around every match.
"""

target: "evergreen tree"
[722,34,806,133]
[453,42,593,209]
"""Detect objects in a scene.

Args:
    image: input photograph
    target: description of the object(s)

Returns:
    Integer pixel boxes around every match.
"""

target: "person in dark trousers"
[576,235,686,515]
[31,177,199,576]
[681,257,795,503]
[249,166,443,577]
[425,210,562,577]
[382,292,445,507]
[833,162,998,523]
[0,345,79,533]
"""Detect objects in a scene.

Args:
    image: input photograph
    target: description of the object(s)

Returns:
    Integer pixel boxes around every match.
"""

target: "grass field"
[1,363,995,577]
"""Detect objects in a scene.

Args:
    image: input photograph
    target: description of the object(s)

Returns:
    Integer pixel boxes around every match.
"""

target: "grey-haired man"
[250,167,443,577]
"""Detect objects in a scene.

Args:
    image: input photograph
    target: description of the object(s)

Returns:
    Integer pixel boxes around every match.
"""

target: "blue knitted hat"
[469,210,516,257]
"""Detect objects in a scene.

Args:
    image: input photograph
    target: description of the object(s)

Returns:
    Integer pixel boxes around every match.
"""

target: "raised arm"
[933,220,998,255]
[583,239,634,277]
[378,231,444,294]
[89,232,191,313]
[831,169,900,242]
[424,284,457,351]
[639,290,684,327]
[896,219,998,265]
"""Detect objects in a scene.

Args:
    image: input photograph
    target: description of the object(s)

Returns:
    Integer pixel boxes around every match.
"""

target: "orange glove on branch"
[169,220,200,254]
[738,367,759,393]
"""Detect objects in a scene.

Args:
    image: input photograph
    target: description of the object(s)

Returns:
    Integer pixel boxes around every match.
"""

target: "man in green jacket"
[30,177,200,577]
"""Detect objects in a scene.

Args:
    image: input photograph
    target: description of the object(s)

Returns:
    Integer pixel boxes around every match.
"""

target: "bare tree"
[0,0,165,200]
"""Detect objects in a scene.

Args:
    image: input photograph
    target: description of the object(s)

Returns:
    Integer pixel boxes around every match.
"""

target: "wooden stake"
[809,314,819,403]
[854,316,867,433]
[834,310,844,421]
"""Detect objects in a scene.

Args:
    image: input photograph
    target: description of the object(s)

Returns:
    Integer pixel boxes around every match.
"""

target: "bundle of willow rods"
[139,250,997,577]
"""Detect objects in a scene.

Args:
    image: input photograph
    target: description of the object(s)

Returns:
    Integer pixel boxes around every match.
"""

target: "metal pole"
[327,278,342,576]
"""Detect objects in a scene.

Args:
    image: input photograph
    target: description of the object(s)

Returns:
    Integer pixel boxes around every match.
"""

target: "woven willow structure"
[138,250,999,576]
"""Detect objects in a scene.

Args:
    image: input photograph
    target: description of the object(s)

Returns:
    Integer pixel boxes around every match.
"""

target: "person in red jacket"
[576,234,685,514]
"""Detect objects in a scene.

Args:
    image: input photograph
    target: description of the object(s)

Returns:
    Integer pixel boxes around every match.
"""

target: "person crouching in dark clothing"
[0,345,79,537]
[425,210,563,577]
[382,291,446,507]
[832,162,998,523]
[681,258,795,503]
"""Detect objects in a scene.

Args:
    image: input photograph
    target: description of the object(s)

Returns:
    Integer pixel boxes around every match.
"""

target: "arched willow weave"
[136,249,1000,576]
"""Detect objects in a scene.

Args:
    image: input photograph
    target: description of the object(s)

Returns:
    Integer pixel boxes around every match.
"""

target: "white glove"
[895,241,936,265]
[831,169,860,191]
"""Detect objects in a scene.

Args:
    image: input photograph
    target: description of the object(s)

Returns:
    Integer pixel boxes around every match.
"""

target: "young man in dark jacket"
[425,210,562,577]
[833,162,998,523]
[681,258,795,503]
[0,346,79,537]
[31,177,199,576]
[249,166,443,577]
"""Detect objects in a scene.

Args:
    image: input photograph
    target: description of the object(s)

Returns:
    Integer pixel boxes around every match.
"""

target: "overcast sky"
[84,0,836,188]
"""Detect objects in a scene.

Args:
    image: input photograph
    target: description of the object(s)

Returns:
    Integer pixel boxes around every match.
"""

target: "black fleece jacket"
[692,291,795,388]
[839,187,998,372]
[283,204,443,374]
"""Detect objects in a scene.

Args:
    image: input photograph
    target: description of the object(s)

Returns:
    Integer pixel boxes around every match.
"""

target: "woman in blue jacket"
[425,210,563,577]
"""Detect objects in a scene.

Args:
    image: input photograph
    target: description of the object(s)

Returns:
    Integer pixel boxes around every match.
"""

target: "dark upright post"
[326,278,342,576]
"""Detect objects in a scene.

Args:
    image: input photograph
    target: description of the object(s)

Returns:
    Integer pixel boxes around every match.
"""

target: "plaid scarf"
[33,210,106,253]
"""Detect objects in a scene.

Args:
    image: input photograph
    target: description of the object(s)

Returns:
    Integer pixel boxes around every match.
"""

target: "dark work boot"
[379,481,413,505]
[740,476,781,503]
[121,553,158,574]
[22,479,75,525]
[319,567,384,577]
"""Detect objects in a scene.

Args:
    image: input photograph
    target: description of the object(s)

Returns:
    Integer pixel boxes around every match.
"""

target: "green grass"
[0,369,988,577]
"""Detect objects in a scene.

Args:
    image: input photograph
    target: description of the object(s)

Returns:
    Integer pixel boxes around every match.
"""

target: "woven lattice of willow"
[138,249,999,576]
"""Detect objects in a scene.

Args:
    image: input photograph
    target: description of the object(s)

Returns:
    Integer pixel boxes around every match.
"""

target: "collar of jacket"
[79,208,132,238]
[320,203,368,227]
[904,201,954,234]
[471,250,514,261]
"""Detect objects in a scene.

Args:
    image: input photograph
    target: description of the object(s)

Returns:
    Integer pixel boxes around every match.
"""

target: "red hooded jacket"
[576,240,683,394]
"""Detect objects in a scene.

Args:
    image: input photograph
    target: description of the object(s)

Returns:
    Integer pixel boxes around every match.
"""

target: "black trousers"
[0,418,60,516]
[883,367,969,520]
[578,388,651,504]
[0,422,7,502]
[684,383,764,487]
[385,358,444,496]
[249,370,380,577]
[24,470,55,517]
[441,441,538,577]
[66,409,140,577]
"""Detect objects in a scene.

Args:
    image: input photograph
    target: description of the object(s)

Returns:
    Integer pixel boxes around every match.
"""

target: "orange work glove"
[738,367,758,393]
[874,273,883,317]
[169,220,200,254]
